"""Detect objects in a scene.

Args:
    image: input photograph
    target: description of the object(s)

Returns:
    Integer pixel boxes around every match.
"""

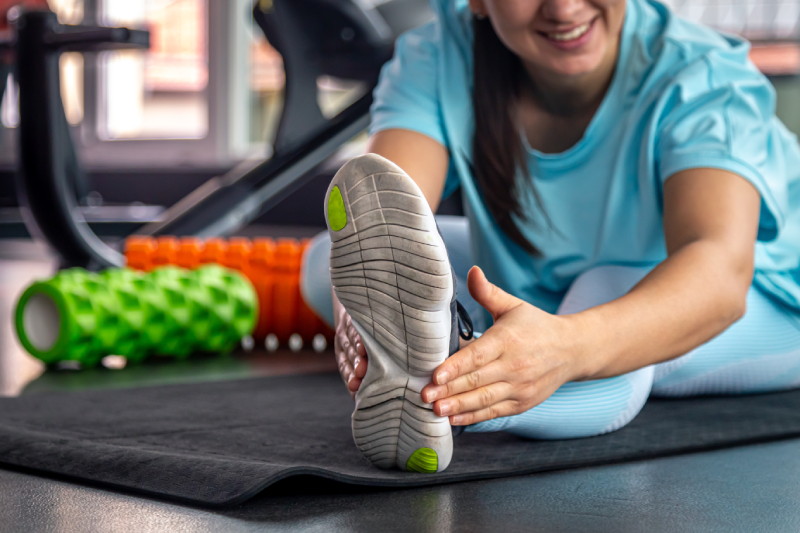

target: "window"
[248,27,283,147]
[99,0,208,140]
[1,0,256,168]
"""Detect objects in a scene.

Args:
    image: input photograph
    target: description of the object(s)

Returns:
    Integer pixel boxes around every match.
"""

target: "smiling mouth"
[539,17,597,42]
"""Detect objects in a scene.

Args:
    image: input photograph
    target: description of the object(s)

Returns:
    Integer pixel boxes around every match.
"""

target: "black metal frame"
[15,10,148,268]
[136,0,395,238]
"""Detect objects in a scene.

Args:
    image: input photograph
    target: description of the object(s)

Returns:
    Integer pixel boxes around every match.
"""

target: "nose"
[540,0,586,23]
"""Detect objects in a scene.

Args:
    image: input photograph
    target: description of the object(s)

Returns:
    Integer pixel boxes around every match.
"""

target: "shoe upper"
[448,268,474,357]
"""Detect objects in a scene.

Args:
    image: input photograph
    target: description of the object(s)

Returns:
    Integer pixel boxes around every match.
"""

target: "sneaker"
[324,153,472,473]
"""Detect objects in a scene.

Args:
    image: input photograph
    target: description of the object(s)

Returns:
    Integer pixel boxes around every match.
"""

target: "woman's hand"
[334,307,368,399]
[421,266,589,426]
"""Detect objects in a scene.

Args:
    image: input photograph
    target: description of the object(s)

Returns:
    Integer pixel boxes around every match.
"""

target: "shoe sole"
[325,154,453,473]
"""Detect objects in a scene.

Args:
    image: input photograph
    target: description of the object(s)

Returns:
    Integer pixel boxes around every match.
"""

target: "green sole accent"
[327,186,347,231]
[406,447,438,473]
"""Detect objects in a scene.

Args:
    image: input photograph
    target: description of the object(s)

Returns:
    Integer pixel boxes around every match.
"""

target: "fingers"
[445,371,566,425]
[467,266,523,320]
[449,400,521,426]
[422,360,507,403]
[432,382,514,418]
[433,331,505,386]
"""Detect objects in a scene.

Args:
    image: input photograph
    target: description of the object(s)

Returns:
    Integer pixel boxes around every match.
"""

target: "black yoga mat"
[2,372,800,507]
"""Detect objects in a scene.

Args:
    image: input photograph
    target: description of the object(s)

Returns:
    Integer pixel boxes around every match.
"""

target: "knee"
[595,365,654,435]
[300,231,334,328]
[557,264,654,315]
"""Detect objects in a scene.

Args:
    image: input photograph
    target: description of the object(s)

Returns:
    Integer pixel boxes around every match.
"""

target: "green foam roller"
[15,269,103,365]
[100,269,148,363]
[145,267,197,358]
[15,265,258,367]
[81,272,125,367]
[129,273,172,355]
[181,269,217,353]
[182,267,225,353]
[193,264,258,353]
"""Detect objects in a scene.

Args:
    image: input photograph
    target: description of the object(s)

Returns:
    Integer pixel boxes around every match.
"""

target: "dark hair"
[471,17,542,255]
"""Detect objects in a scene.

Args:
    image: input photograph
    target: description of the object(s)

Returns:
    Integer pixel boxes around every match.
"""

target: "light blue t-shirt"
[369,0,800,318]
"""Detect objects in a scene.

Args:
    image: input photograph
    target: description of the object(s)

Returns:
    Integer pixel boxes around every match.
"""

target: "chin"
[542,54,605,78]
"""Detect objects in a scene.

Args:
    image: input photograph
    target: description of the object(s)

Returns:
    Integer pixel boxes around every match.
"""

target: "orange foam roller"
[199,238,227,265]
[250,238,276,341]
[271,239,302,344]
[152,236,179,269]
[124,235,333,348]
[175,237,203,269]
[125,236,157,272]
[222,238,253,274]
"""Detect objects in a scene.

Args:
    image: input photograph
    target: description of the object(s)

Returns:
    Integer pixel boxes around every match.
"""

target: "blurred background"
[0,0,798,221]
[1,0,366,157]
[0,0,371,231]
[1,0,798,223]
[0,0,799,396]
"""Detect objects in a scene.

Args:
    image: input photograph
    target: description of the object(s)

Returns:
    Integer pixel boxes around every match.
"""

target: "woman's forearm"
[572,238,752,380]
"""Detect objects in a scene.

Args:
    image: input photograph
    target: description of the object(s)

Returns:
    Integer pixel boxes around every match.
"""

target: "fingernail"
[451,415,463,425]
[439,402,451,415]
[426,389,439,402]
[354,357,361,369]
[436,371,450,384]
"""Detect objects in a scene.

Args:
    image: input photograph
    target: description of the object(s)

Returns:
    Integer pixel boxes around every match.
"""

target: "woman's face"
[473,0,627,79]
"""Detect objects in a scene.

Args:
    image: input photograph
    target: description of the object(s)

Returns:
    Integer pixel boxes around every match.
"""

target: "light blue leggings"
[301,216,800,440]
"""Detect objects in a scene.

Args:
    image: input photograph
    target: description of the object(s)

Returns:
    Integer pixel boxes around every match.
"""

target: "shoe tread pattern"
[328,155,453,472]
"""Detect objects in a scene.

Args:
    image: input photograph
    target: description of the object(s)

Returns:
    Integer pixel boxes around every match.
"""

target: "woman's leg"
[466,265,656,439]
[299,215,482,329]
[300,231,337,328]
[652,286,800,396]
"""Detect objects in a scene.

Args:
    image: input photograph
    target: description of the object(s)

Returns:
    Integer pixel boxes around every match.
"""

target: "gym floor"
[3,240,800,532]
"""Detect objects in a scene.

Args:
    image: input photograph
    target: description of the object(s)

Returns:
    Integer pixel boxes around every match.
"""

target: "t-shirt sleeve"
[656,45,789,241]
[369,20,447,148]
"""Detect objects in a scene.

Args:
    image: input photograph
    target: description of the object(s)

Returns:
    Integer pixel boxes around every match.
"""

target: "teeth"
[548,22,590,41]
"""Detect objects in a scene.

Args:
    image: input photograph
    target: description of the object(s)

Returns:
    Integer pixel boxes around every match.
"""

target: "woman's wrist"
[559,309,614,381]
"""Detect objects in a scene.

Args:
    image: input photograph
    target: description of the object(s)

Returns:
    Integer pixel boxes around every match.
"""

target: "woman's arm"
[420,168,761,424]
[333,129,450,396]
[365,129,450,209]
[576,167,760,377]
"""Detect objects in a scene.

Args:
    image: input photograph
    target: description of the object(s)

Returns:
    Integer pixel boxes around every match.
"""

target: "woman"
[302,0,800,472]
